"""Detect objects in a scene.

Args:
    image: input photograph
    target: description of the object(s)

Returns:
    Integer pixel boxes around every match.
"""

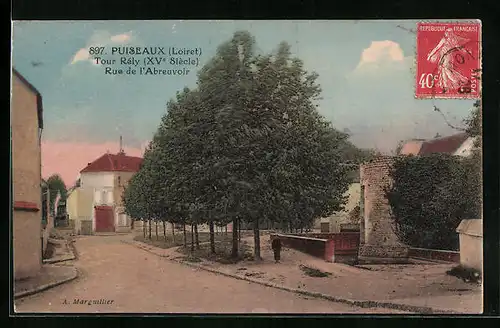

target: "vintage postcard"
[11,20,482,314]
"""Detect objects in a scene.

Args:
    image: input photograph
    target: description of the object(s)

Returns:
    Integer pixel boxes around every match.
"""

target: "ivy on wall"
[386,152,481,250]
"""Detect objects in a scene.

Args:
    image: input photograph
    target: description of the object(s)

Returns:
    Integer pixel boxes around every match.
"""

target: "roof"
[418,133,469,155]
[399,140,424,155]
[12,68,44,129]
[80,152,143,174]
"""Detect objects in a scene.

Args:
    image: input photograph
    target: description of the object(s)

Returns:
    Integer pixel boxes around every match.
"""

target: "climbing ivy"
[386,153,481,250]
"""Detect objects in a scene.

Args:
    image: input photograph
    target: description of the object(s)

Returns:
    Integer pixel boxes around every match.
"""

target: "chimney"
[119,135,125,155]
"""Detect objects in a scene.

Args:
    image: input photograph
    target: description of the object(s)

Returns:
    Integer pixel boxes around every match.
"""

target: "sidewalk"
[15,236,79,300]
[14,265,78,299]
[124,234,482,314]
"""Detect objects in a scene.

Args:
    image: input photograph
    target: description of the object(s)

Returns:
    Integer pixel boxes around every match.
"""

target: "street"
[15,235,403,314]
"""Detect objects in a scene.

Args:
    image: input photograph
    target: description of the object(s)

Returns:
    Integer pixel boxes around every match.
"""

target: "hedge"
[386,152,481,250]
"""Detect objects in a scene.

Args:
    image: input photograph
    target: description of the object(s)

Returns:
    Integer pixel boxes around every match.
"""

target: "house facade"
[68,151,142,234]
[11,69,47,280]
[319,183,361,232]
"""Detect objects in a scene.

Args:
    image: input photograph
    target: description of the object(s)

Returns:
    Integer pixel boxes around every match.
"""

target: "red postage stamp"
[415,21,481,99]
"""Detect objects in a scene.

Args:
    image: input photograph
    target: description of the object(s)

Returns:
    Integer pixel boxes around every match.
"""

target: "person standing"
[271,238,282,263]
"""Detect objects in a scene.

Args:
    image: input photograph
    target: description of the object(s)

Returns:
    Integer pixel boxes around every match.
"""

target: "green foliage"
[386,154,481,250]
[45,174,67,213]
[464,100,481,139]
[123,30,370,258]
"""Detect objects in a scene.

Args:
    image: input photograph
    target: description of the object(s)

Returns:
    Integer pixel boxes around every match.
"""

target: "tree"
[464,100,481,145]
[195,35,350,259]
[129,31,351,261]
[46,174,67,215]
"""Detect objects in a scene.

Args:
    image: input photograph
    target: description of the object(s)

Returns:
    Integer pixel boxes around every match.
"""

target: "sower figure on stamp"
[271,238,282,263]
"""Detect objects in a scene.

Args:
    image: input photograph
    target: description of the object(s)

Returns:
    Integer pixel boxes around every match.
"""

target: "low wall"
[271,234,326,259]
[271,233,360,264]
[408,247,460,263]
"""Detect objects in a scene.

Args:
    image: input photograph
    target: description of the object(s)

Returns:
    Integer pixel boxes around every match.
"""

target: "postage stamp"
[415,21,481,99]
[11,20,483,315]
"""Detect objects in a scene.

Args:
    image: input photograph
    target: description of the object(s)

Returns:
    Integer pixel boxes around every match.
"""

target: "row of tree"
[123,31,371,260]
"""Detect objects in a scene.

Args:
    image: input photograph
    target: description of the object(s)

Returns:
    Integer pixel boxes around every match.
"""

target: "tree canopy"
[123,31,372,259]
[44,174,67,214]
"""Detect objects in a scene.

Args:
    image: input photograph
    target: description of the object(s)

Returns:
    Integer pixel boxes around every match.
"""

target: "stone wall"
[359,156,408,261]
[270,234,326,259]
[408,247,460,263]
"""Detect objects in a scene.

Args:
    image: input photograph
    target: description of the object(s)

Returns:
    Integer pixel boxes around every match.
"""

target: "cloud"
[70,30,135,65]
[110,33,132,43]
[349,40,413,76]
[358,40,404,65]
[70,48,91,65]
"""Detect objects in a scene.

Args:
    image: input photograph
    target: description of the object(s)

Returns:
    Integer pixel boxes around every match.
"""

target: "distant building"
[11,69,50,280]
[399,132,477,157]
[67,148,142,234]
[319,183,361,232]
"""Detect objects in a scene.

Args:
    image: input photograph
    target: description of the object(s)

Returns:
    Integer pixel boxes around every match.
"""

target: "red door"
[95,206,115,232]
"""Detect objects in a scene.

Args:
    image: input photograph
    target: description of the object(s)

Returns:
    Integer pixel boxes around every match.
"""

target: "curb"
[14,267,79,300]
[123,240,457,314]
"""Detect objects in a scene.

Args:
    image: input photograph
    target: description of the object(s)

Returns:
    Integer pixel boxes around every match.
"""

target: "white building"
[67,150,142,234]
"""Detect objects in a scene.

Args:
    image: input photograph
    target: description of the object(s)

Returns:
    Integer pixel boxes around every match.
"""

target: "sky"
[11,20,476,186]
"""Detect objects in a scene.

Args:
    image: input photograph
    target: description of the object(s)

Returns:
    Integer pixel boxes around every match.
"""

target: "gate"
[95,206,114,232]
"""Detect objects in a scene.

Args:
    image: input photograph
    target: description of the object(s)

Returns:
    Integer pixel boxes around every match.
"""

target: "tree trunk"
[143,219,146,238]
[209,221,216,254]
[155,221,159,240]
[225,225,227,236]
[231,218,239,258]
[163,220,167,241]
[300,227,303,234]
[183,223,187,247]
[190,224,195,252]
[194,224,200,249]
[238,218,241,243]
[148,219,152,239]
[171,222,175,243]
[253,219,261,260]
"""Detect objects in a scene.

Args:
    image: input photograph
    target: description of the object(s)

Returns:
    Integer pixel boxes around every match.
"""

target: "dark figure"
[271,238,282,263]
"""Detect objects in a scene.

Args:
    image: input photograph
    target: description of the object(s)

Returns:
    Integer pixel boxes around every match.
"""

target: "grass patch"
[446,265,481,284]
[176,240,254,264]
[134,232,232,249]
[299,265,331,278]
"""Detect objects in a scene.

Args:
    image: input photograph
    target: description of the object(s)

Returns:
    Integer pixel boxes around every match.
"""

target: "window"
[117,176,121,187]
[101,190,107,204]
